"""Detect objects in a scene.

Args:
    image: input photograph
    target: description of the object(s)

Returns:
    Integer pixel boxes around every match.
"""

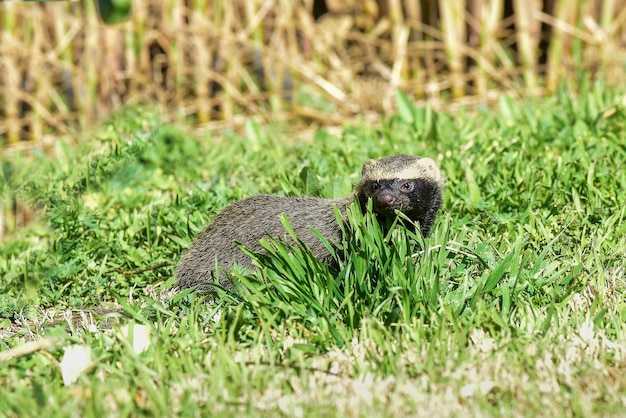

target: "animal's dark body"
[175,154,445,291]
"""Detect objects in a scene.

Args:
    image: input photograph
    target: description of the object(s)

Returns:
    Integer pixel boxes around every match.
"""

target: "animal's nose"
[377,192,395,205]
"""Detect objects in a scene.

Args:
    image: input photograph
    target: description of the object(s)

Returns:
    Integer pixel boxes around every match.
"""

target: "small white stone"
[119,324,152,354]
[60,345,93,386]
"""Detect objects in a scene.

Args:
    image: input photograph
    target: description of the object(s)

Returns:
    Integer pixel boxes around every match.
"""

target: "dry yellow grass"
[0,0,625,145]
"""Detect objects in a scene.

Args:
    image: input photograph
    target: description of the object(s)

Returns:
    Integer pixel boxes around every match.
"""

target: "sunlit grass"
[1,84,625,416]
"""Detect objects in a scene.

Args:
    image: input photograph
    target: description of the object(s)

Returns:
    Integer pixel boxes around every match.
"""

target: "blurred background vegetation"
[1,0,625,239]
[0,0,624,146]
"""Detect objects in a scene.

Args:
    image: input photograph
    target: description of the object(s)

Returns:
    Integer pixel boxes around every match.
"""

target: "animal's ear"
[419,157,437,172]
[361,159,377,177]
[418,157,442,180]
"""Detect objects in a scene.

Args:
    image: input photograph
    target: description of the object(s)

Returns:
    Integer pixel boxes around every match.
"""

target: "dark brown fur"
[175,154,445,291]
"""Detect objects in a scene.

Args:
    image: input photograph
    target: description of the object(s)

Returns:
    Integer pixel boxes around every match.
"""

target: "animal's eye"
[400,181,414,192]
[371,182,380,192]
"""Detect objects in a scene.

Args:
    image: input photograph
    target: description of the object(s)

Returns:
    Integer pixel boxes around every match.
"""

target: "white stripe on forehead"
[361,155,443,182]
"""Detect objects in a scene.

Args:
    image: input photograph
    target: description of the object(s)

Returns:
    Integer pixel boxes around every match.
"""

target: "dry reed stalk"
[384,0,406,112]
[577,0,597,65]
[1,3,21,144]
[218,1,235,121]
[401,1,424,98]
[241,0,267,106]
[387,0,403,25]
[125,0,144,104]
[476,0,504,95]
[106,28,125,109]
[190,1,212,124]
[580,1,607,61]
[545,0,575,91]
[439,0,467,98]
[28,5,44,142]
[600,0,617,29]
[50,3,77,121]
[600,0,626,84]
[386,23,409,114]
[1,56,21,144]
[403,0,422,42]
[272,0,301,111]
[77,0,100,126]
[513,0,541,89]
[270,0,296,114]
[166,0,186,122]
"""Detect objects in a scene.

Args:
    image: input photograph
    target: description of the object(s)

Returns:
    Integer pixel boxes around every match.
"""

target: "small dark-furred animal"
[175,154,445,291]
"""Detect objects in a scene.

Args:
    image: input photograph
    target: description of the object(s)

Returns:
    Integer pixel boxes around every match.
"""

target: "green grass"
[1,79,626,416]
